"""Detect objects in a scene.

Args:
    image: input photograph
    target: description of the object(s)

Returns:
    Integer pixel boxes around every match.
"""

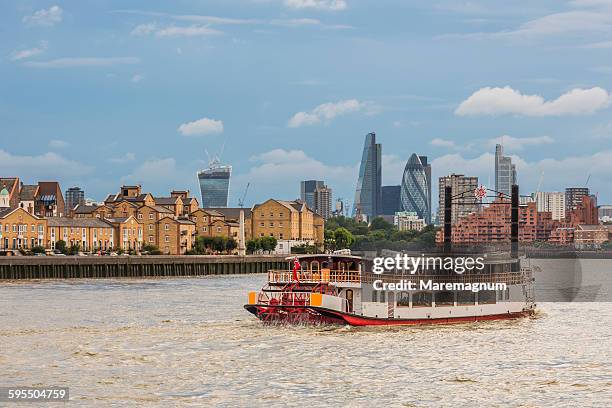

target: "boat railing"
[268,269,531,286]
[268,269,361,284]
[256,290,352,312]
[257,290,312,306]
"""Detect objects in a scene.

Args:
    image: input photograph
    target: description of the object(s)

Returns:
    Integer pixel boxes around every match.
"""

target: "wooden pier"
[0,255,288,280]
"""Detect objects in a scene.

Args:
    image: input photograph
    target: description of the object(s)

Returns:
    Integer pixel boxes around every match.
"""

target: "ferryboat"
[244,253,536,326]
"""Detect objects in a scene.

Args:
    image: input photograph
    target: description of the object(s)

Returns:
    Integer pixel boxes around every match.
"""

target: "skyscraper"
[353,132,382,220]
[65,186,85,211]
[400,154,431,224]
[565,187,590,212]
[300,180,324,211]
[495,144,516,197]
[419,155,432,222]
[438,174,479,225]
[381,185,401,215]
[197,158,231,208]
[314,185,332,220]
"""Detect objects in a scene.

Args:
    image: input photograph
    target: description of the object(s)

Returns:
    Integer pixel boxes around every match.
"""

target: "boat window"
[412,291,432,307]
[302,262,308,271]
[379,291,386,303]
[371,290,378,302]
[339,262,345,271]
[478,290,496,304]
[311,261,320,272]
[397,292,410,307]
[457,291,476,305]
[435,291,454,306]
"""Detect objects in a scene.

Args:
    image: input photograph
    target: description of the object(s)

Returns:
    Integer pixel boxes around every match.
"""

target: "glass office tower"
[353,132,382,220]
[197,160,232,208]
[400,153,431,224]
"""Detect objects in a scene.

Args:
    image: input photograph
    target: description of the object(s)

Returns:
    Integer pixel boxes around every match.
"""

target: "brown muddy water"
[1,274,611,407]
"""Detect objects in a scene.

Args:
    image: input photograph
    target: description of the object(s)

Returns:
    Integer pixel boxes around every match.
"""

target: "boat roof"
[285,254,364,261]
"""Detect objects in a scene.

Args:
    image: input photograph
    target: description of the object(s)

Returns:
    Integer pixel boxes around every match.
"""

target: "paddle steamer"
[244,252,536,326]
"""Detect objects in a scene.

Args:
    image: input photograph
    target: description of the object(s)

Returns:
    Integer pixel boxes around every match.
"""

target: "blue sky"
[1,0,611,209]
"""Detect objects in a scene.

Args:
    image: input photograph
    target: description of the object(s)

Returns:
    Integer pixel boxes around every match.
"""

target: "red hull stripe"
[245,304,533,326]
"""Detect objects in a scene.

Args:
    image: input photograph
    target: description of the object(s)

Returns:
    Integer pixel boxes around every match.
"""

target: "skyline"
[2,1,612,206]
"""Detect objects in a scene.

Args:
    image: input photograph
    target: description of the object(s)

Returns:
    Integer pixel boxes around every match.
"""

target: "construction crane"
[238,182,250,208]
[585,173,591,187]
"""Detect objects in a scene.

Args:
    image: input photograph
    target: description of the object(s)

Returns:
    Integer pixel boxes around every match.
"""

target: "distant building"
[438,174,479,225]
[333,199,345,217]
[197,159,231,208]
[393,211,425,232]
[65,187,85,212]
[250,199,324,252]
[534,192,565,221]
[400,154,431,224]
[313,185,332,220]
[495,144,516,197]
[565,187,589,212]
[599,205,612,223]
[353,132,382,221]
[419,156,432,222]
[300,180,324,211]
[0,177,21,209]
[574,224,609,249]
[381,185,401,216]
[35,181,65,217]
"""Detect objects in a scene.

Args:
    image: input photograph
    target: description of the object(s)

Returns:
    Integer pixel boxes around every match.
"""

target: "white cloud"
[48,139,69,149]
[270,18,321,27]
[288,99,370,127]
[23,5,63,27]
[131,73,144,83]
[455,86,611,116]
[431,138,460,149]
[284,0,348,11]
[178,117,224,136]
[151,25,223,37]
[0,150,92,179]
[9,41,48,61]
[487,135,554,151]
[236,148,356,196]
[131,23,157,36]
[110,152,136,164]
[24,57,140,68]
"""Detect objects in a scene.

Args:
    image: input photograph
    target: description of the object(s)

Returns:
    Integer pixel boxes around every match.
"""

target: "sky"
[1,0,611,210]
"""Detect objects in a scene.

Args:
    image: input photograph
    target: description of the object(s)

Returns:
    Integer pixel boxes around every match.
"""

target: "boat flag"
[292,257,301,282]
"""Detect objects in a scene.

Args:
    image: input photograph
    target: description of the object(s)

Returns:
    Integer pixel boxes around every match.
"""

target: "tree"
[370,217,394,232]
[246,239,260,254]
[142,244,161,255]
[225,238,238,252]
[68,243,81,255]
[334,227,355,249]
[260,236,278,253]
[212,236,227,252]
[31,245,46,254]
[55,240,68,254]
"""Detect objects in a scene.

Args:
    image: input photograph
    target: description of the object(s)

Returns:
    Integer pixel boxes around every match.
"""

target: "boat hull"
[245,304,535,326]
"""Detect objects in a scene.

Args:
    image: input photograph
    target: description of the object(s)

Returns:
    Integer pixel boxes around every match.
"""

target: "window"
[279,212,283,217]
[279,233,283,239]
[260,233,264,237]
[217,227,221,232]
[435,291,454,307]
[149,214,154,220]
[279,222,283,227]
[397,292,410,307]
[13,224,17,232]
[412,292,432,307]
[138,214,143,220]
[31,224,35,232]
[478,291,496,305]
[269,222,274,227]
[149,236,154,243]
[164,224,169,231]
[148,224,153,231]
[270,212,274,217]
[164,236,169,242]
[203,227,207,232]
[457,291,476,305]
[260,222,264,227]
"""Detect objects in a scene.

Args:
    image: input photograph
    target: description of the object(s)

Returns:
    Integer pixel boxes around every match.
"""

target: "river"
[1,273,611,407]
